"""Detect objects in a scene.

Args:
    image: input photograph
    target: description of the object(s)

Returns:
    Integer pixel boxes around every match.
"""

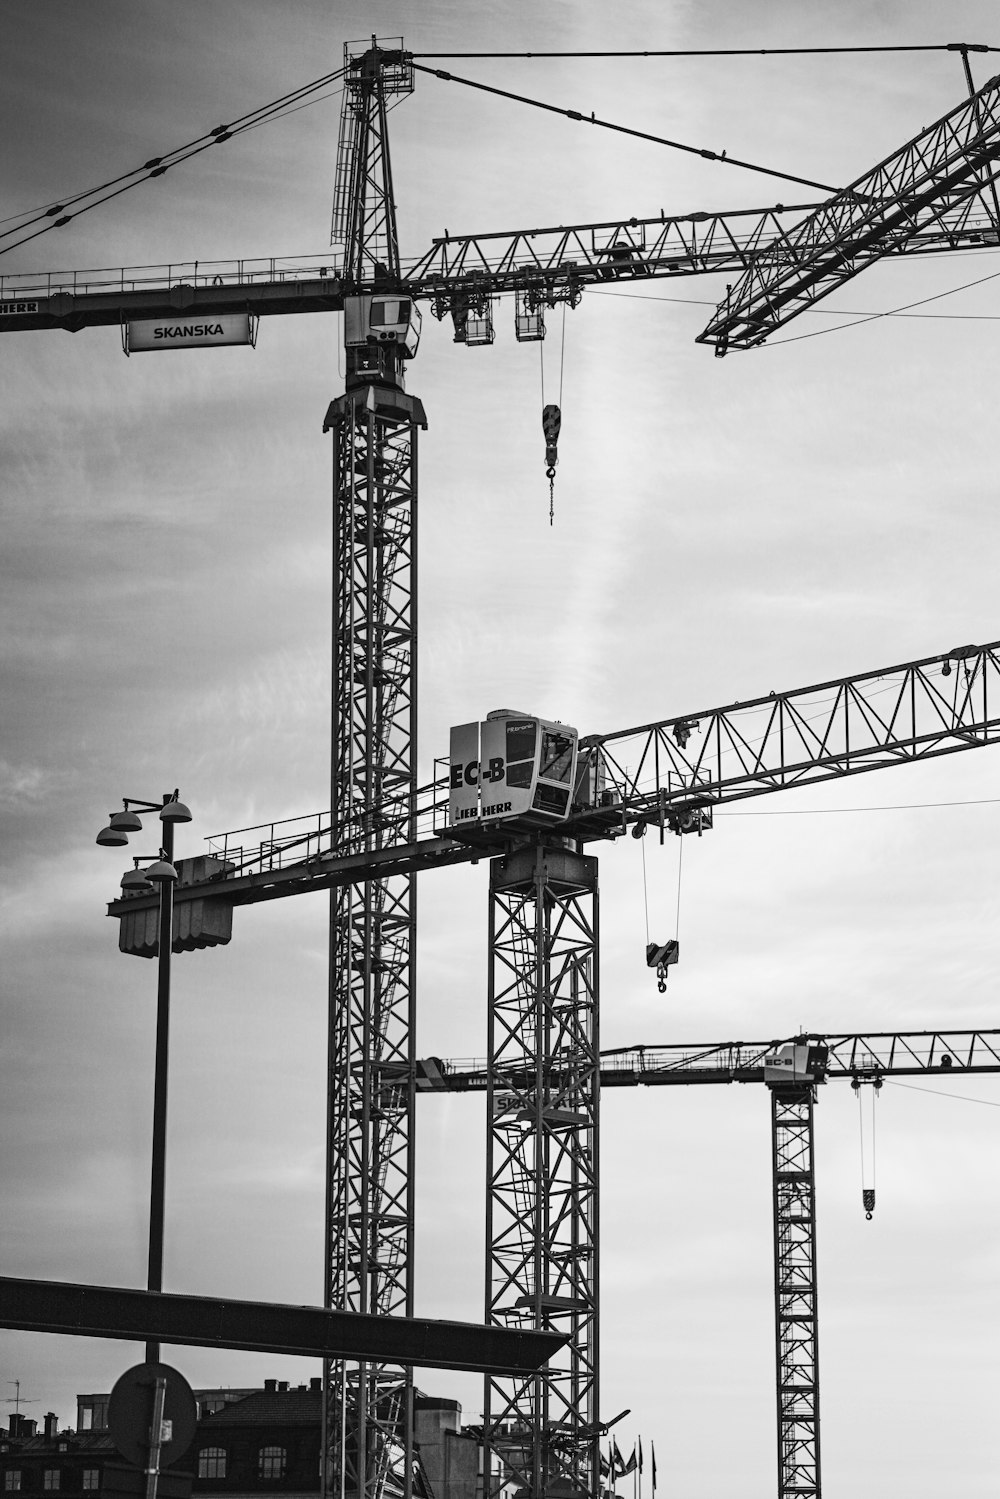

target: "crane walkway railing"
[0,254,345,302]
[203,777,451,880]
[4,200,997,309]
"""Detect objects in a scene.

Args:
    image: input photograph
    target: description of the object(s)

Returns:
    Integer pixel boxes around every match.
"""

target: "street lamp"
[97,790,192,1365]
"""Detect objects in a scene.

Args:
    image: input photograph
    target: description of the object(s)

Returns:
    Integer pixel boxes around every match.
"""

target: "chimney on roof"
[264,1380,277,1393]
[277,1382,289,1393]
[44,1415,58,1441]
[310,1378,321,1393]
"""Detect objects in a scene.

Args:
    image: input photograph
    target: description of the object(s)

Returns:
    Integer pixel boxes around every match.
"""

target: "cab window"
[506,720,536,788]
[539,731,573,783]
[506,721,536,763]
[371,298,409,326]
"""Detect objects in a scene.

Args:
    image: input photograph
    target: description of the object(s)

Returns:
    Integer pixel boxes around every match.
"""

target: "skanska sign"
[127,312,253,352]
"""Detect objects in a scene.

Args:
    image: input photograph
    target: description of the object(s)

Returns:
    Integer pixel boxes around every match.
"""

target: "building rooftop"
[200,1387,323,1428]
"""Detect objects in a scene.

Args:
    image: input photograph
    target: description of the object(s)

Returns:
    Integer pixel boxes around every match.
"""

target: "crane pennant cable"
[4,50,847,263]
[410,62,840,195]
[412,44,1000,59]
[0,65,349,258]
[10,42,1000,260]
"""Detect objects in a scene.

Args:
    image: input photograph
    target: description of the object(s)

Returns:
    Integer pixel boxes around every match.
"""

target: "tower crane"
[412,1027,1000,1499]
[107,637,1000,1499]
[7,35,1000,1499]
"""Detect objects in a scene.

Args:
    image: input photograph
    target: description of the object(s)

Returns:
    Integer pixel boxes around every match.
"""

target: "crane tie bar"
[413,63,840,196]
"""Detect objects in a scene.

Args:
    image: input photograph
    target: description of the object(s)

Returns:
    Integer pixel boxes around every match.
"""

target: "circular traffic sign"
[108,1363,197,1469]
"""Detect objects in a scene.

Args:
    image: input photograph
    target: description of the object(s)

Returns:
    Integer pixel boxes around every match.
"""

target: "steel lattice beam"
[104,641,1000,921]
[484,845,600,1499]
[415,1026,1000,1092]
[770,1086,821,1499]
[325,379,421,1499]
[322,42,427,1499]
[697,72,1000,353]
[3,193,1000,336]
[581,641,1000,833]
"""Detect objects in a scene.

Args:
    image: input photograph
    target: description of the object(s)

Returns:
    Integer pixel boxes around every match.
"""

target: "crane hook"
[542,403,561,525]
[646,939,679,993]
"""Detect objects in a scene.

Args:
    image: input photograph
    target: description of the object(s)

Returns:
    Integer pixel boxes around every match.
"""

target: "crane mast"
[770,1080,819,1499]
[484,846,600,1499]
[323,40,423,1499]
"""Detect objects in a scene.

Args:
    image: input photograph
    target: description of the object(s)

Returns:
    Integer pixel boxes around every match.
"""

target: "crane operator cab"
[344,295,422,359]
[763,1041,830,1086]
[448,712,580,833]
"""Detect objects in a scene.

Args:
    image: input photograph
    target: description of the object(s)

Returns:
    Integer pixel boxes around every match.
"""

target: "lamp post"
[97,791,192,1365]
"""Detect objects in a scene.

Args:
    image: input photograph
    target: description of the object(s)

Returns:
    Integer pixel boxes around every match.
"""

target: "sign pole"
[144,1376,168,1499]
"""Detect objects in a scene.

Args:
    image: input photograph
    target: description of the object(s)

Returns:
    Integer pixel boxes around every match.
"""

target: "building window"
[258,1447,286,1481]
[44,1473,60,1491]
[198,1449,227,1480]
[82,1473,99,1492]
[77,1400,108,1434]
[5,1474,21,1492]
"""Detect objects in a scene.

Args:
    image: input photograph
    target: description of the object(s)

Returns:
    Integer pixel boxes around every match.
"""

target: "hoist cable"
[411,62,839,194]
[640,837,650,947]
[857,1085,878,1195]
[675,837,684,940]
[550,304,568,524]
[0,65,347,258]
[871,1088,878,1193]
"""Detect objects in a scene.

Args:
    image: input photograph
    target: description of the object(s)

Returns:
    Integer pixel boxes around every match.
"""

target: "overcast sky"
[3,2,1000,1496]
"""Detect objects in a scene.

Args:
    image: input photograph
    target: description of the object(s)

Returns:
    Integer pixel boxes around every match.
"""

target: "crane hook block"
[542,403,562,524]
[646,939,679,993]
[862,1188,875,1221]
[542,403,561,478]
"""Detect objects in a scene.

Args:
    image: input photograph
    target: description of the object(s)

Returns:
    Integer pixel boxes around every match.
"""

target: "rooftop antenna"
[5,1382,39,1415]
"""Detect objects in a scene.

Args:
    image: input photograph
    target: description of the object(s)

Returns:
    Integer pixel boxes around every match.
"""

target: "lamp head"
[145,857,179,884]
[97,821,129,847]
[109,808,144,832]
[160,796,192,824]
[121,867,154,893]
